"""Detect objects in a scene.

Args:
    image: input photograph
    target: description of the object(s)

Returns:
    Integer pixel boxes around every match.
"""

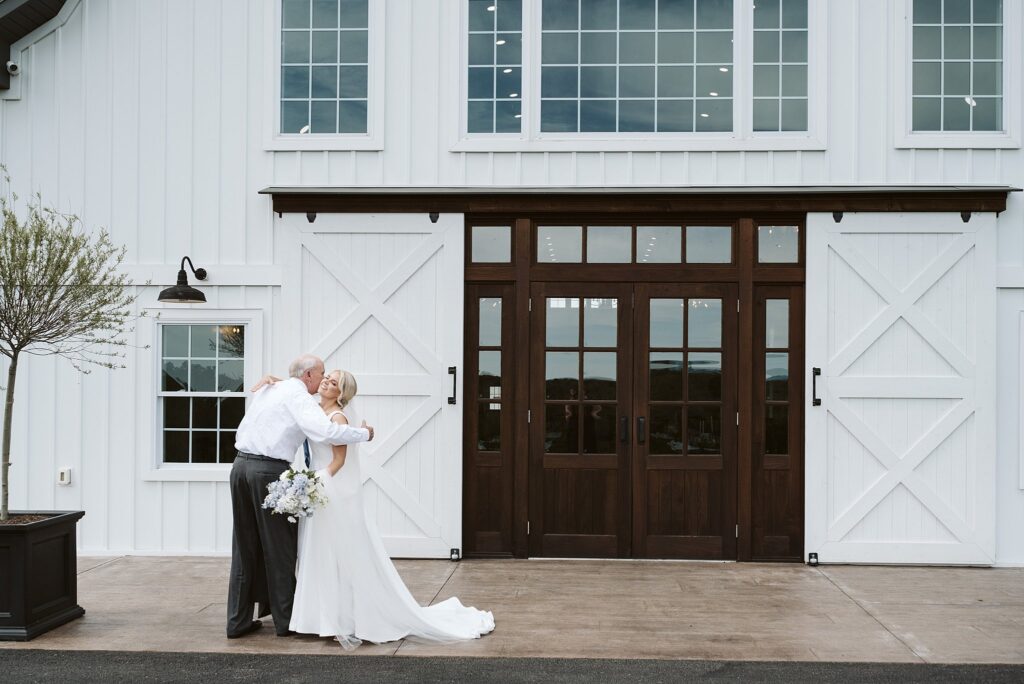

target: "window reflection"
[539,0,735,133]
[546,297,580,346]
[584,298,618,347]
[650,405,683,455]
[687,299,722,348]
[472,226,512,263]
[545,404,579,453]
[538,226,583,263]
[479,298,502,346]
[583,404,616,454]
[758,225,799,263]
[545,352,579,400]
[687,406,721,455]
[650,299,684,347]
[587,226,631,263]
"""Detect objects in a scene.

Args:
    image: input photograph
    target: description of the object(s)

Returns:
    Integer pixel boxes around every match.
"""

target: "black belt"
[236,451,289,464]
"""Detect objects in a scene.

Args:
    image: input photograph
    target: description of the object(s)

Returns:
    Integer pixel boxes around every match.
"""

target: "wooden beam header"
[262,186,1016,216]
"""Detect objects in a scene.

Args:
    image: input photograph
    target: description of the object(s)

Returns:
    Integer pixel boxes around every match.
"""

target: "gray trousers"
[226,452,297,637]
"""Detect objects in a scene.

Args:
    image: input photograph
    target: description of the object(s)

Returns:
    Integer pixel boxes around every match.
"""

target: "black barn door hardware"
[812,367,822,406]
[448,366,457,404]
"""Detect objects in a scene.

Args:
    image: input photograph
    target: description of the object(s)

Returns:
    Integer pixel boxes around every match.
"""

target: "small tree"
[0,179,140,521]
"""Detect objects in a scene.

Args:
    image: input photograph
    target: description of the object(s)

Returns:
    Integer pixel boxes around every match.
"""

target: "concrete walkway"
[1,557,1022,663]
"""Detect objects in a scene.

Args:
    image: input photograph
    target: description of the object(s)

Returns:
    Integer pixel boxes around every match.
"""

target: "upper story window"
[269,0,383,150]
[281,0,369,134]
[539,0,735,133]
[468,0,524,132]
[752,0,808,132]
[461,0,824,150]
[911,0,1002,132]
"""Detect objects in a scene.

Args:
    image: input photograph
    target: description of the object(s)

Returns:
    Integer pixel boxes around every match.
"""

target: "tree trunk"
[1,352,18,521]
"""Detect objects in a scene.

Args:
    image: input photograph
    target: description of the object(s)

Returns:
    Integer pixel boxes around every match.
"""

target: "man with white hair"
[227,354,375,638]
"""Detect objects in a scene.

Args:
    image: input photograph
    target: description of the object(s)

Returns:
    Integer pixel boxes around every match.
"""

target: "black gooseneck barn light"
[157,256,208,304]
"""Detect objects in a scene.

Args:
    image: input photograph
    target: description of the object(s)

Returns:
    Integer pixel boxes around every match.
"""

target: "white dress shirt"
[234,377,369,461]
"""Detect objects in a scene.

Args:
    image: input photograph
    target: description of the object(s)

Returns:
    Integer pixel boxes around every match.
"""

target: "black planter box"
[0,510,85,641]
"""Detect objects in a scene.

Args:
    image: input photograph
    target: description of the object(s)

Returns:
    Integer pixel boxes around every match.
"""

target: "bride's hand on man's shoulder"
[362,420,375,441]
[249,374,282,392]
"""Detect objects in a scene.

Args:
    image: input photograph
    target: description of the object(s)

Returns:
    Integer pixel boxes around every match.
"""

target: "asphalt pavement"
[2,650,1023,683]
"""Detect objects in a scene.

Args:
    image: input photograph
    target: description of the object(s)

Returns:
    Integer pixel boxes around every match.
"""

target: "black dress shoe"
[227,620,262,639]
[276,629,298,637]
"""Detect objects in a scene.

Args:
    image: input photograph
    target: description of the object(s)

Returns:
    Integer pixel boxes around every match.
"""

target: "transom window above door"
[462,0,823,149]
[536,224,734,264]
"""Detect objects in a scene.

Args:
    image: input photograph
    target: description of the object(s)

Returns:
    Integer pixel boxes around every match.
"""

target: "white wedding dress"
[289,409,494,647]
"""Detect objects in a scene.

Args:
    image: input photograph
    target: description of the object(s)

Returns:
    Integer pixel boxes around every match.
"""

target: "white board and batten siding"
[806,212,998,565]
[274,212,465,558]
[1,0,1024,564]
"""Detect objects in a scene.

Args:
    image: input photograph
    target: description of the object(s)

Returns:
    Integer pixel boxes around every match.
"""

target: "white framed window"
[893,0,1021,148]
[468,0,525,132]
[751,0,808,132]
[455,0,827,151]
[140,309,263,482]
[265,0,386,150]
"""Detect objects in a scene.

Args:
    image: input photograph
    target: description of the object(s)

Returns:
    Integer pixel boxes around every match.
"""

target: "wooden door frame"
[463,215,806,560]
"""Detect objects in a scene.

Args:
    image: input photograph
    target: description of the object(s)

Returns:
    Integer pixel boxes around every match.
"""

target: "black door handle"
[812,367,821,406]
[448,366,457,405]
[637,416,646,444]
[619,416,629,443]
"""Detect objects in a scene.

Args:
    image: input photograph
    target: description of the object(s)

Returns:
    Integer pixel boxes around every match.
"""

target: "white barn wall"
[0,0,1022,559]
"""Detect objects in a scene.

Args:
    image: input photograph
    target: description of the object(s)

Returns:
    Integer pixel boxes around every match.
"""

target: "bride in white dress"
[288,369,494,648]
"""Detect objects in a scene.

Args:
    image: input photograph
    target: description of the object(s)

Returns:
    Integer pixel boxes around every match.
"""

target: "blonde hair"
[330,369,358,409]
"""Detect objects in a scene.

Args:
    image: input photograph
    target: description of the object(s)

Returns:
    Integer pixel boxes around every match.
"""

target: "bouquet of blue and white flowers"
[262,468,328,523]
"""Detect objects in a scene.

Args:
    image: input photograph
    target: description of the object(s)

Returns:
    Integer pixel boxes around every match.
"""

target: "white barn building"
[1,0,1022,566]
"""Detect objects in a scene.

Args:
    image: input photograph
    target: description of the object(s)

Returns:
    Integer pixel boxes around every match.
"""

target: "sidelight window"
[477,298,505,451]
[762,298,790,455]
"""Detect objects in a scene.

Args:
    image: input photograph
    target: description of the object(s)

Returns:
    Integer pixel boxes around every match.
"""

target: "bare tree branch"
[1,170,142,520]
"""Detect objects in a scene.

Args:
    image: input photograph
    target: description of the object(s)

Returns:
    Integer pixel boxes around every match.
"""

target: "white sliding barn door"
[806,212,996,565]
[277,212,464,558]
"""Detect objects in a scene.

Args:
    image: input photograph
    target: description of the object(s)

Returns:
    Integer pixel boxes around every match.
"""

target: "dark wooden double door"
[529,282,738,559]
